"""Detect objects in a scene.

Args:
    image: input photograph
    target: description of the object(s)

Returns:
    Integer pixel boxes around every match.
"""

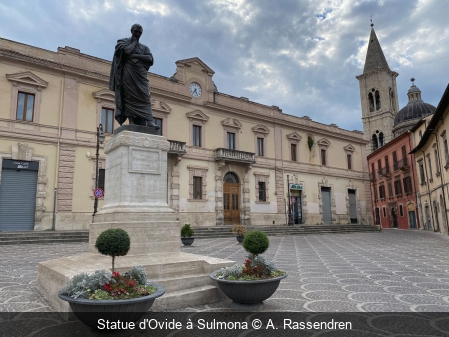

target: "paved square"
[2,229,449,312]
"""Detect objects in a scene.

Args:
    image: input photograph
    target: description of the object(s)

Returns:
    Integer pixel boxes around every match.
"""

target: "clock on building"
[189,82,202,98]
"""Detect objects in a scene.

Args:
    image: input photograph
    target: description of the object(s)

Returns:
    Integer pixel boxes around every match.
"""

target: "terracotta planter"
[236,235,244,243]
[181,237,195,246]
[58,283,165,329]
[210,272,287,304]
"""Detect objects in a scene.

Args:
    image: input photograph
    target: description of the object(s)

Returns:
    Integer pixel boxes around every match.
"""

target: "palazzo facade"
[0,37,372,230]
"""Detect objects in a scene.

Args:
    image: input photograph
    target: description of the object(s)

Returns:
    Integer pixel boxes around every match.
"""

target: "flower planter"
[236,235,244,243]
[210,272,287,304]
[58,283,165,329]
[181,237,194,246]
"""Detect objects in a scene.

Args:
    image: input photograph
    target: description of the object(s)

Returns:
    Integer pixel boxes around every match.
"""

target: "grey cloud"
[1,0,447,131]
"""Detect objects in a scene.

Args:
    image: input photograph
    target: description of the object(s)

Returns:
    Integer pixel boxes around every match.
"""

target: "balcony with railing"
[369,172,376,182]
[215,148,256,164]
[377,166,391,179]
[397,158,409,171]
[168,140,186,155]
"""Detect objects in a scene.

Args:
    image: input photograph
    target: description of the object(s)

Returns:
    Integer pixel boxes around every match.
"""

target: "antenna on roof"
[370,14,374,27]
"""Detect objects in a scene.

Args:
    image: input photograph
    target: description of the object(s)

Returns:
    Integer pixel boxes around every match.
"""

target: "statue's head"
[130,24,143,39]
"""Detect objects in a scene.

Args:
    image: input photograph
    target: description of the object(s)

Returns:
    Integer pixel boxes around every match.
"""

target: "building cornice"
[356,67,399,80]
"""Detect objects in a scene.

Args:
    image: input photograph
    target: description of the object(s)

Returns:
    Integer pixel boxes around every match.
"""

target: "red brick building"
[368,132,421,229]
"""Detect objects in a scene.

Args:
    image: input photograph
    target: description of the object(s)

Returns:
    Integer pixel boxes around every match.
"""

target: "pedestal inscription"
[129,147,161,174]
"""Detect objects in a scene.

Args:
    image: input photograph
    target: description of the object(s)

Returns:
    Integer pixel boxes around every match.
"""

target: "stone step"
[152,285,222,311]
[0,238,89,245]
[152,274,214,292]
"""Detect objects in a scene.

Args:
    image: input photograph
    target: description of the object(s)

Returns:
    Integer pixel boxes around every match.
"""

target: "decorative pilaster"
[275,168,285,213]
[57,145,75,211]
[170,156,182,213]
[243,165,252,226]
[215,161,225,226]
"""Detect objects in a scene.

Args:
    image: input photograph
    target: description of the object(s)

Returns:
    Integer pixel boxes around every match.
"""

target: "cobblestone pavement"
[2,229,449,312]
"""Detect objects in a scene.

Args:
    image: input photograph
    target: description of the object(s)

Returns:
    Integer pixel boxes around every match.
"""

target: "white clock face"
[189,82,202,98]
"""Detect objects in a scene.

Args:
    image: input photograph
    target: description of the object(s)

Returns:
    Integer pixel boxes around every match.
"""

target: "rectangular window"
[371,163,375,175]
[193,125,202,147]
[291,144,297,161]
[193,176,202,199]
[402,145,407,159]
[227,132,236,150]
[403,176,412,194]
[393,151,398,171]
[434,147,440,174]
[427,155,433,180]
[377,159,382,178]
[373,184,378,201]
[385,155,390,173]
[399,204,404,217]
[383,206,387,218]
[154,117,163,136]
[394,180,402,196]
[98,169,105,192]
[379,185,386,199]
[16,92,35,121]
[444,138,449,165]
[258,181,266,202]
[419,161,425,184]
[321,149,327,165]
[257,137,264,156]
[101,108,114,133]
[387,181,393,198]
[347,154,352,170]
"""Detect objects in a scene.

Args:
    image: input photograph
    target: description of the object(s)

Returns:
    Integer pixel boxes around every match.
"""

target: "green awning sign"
[290,183,303,190]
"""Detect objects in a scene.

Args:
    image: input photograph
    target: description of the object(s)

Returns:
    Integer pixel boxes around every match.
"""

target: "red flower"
[113,271,120,277]
[103,283,112,292]
[129,280,136,287]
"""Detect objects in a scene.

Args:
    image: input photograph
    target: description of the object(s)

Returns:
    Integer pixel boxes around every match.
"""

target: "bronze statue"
[109,24,159,129]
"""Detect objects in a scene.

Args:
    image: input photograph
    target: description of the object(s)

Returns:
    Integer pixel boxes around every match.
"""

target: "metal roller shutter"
[0,169,38,231]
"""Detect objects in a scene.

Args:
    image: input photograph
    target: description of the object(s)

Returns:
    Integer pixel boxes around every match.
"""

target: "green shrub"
[181,224,194,237]
[95,228,130,272]
[243,230,269,256]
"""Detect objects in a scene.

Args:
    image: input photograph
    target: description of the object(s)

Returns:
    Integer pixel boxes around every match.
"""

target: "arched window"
[223,172,239,183]
[372,134,378,151]
[375,90,381,110]
[368,92,374,112]
[378,132,384,147]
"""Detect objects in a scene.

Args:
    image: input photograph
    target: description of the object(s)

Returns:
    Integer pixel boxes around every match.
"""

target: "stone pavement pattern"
[2,229,449,312]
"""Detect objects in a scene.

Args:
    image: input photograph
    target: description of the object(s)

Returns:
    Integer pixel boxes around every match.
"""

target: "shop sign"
[2,159,39,171]
[289,183,303,190]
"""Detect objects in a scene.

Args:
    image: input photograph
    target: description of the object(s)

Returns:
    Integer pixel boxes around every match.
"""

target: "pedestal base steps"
[37,251,234,312]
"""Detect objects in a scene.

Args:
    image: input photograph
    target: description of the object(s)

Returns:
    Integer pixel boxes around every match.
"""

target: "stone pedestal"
[37,131,233,312]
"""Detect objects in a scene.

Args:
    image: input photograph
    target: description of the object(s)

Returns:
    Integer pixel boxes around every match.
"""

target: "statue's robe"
[109,38,154,125]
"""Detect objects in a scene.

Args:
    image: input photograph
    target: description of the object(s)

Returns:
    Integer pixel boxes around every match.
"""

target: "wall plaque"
[128,147,161,174]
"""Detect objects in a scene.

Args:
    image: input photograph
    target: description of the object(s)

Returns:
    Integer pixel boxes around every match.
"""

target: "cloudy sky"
[1,0,448,131]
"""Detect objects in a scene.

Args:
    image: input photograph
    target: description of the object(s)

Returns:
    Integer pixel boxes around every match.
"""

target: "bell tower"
[356,22,399,155]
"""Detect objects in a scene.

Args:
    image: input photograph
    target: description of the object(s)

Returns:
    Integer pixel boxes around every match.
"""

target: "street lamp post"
[92,124,105,219]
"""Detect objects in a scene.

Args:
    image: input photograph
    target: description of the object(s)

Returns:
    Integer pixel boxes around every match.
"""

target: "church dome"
[394,82,436,126]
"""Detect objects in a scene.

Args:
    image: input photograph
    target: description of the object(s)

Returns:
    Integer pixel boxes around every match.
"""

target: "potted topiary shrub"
[181,223,195,246]
[232,224,247,243]
[58,228,165,331]
[210,230,287,308]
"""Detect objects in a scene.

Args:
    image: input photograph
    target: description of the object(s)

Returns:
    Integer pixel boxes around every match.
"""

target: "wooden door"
[223,182,240,225]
